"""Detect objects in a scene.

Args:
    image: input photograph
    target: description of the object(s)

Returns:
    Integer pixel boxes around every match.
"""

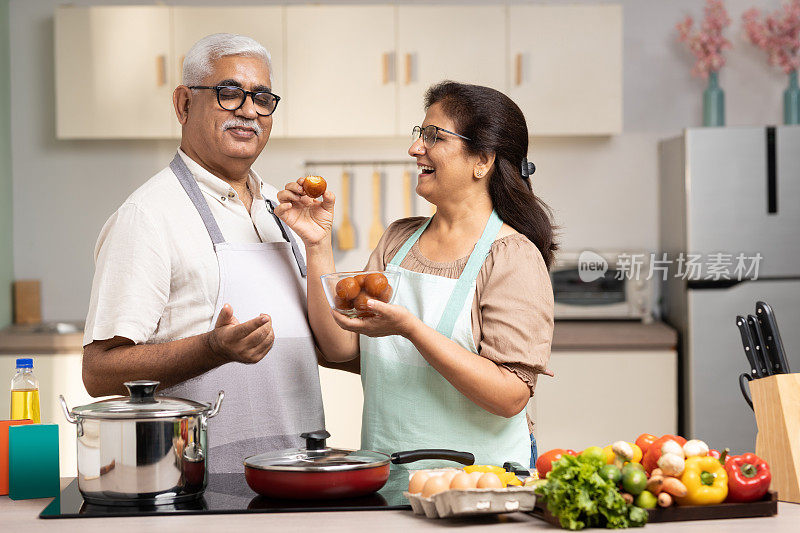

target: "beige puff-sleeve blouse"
[364,217,554,400]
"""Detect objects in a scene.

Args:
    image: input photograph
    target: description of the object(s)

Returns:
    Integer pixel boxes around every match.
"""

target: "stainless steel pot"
[59,380,223,505]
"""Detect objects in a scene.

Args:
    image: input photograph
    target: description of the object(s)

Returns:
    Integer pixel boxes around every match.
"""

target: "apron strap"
[171,153,226,245]
[435,210,504,338]
[389,217,432,267]
[171,152,307,278]
[266,199,307,278]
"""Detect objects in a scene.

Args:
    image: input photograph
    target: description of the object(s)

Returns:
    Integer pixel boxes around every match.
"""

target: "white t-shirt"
[83,149,290,347]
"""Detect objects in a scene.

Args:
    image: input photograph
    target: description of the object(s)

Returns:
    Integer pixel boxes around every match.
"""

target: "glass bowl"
[320,271,401,318]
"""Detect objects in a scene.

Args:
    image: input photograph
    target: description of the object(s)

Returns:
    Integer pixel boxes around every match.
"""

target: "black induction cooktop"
[40,471,412,519]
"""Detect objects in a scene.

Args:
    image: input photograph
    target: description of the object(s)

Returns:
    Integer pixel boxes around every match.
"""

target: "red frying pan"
[243,430,474,500]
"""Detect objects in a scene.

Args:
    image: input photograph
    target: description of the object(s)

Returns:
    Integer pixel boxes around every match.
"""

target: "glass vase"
[784,70,799,125]
[703,70,725,127]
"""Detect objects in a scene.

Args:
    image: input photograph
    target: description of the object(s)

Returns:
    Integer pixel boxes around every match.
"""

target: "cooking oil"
[11,389,40,422]
[10,358,40,423]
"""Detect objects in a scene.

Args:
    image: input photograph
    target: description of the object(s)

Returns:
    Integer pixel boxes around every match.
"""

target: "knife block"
[750,373,800,503]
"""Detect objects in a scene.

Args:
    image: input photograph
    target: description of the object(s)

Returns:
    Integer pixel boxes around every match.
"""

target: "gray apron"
[163,153,324,473]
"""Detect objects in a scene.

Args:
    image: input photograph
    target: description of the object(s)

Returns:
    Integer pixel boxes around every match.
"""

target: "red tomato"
[642,434,687,473]
[566,449,578,456]
[635,433,658,457]
[536,449,571,478]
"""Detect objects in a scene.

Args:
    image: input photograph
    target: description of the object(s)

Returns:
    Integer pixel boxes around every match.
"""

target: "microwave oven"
[550,251,654,322]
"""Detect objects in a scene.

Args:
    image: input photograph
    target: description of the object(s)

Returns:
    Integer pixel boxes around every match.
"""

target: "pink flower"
[743,0,800,74]
[676,0,733,78]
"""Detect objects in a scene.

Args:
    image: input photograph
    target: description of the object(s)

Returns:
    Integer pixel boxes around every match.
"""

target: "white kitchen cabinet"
[285,5,396,137]
[395,6,506,136]
[0,352,97,477]
[530,349,677,454]
[55,6,175,139]
[171,7,287,139]
[508,5,622,136]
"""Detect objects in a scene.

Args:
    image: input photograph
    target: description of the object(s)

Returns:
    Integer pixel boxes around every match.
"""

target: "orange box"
[0,419,34,495]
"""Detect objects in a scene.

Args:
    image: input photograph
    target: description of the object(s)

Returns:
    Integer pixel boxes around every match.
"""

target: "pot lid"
[244,430,390,472]
[71,380,211,419]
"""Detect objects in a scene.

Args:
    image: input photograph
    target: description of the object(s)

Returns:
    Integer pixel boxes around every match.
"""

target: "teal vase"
[703,70,725,127]
[784,70,800,125]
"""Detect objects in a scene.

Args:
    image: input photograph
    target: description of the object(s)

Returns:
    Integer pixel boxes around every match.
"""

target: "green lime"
[635,490,657,509]
[579,446,606,465]
[621,462,645,476]
[599,464,622,484]
[621,468,648,495]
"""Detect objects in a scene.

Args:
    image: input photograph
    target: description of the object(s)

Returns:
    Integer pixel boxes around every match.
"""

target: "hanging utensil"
[336,169,355,251]
[755,301,791,374]
[402,169,412,218]
[368,170,385,249]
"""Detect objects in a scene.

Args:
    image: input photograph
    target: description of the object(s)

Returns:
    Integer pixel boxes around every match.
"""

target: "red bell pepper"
[724,453,771,503]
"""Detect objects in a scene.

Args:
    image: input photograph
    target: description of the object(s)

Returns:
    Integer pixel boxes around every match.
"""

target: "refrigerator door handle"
[766,126,777,214]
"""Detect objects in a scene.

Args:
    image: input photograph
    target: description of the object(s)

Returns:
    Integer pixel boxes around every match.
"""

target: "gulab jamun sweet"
[335,277,360,300]
[364,273,389,298]
[302,175,327,198]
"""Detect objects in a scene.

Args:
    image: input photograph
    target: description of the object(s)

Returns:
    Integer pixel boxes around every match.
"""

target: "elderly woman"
[276,81,556,468]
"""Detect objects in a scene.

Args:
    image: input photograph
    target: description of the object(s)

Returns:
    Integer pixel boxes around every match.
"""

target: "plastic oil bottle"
[10,358,40,423]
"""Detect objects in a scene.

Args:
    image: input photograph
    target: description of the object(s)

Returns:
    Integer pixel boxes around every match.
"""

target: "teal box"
[9,424,60,500]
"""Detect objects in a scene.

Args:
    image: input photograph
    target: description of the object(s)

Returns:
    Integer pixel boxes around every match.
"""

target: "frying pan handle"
[390,449,475,466]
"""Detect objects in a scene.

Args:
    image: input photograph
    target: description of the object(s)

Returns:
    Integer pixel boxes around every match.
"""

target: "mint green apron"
[360,211,530,469]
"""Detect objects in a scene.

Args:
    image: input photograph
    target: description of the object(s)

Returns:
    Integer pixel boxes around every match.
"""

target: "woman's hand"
[331,299,419,339]
[274,178,335,246]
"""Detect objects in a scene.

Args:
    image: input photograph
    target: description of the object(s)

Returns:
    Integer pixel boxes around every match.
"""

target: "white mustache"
[222,118,262,136]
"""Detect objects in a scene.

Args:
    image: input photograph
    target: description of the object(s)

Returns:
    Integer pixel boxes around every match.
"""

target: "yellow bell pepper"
[678,456,728,505]
[499,471,522,486]
[464,464,505,475]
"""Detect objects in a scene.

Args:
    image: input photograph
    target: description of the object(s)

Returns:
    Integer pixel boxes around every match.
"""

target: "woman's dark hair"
[424,81,558,270]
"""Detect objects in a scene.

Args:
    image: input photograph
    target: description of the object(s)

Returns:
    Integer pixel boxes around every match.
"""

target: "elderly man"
[82,33,324,472]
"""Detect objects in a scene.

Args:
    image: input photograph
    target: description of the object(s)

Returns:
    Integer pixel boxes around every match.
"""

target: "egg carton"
[404,487,537,518]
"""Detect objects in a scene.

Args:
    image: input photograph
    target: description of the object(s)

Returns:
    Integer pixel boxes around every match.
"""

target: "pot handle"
[390,449,475,466]
[207,390,224,419]
[59,395,78,424]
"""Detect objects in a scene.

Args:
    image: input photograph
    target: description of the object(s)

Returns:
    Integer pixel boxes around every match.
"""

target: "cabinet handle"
[515,53,523,86]
[382,52,391,84]
[404,53,412,85]
[156,55,167,87]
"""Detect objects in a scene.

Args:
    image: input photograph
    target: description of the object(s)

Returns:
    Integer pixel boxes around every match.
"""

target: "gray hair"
[182,33,273,88]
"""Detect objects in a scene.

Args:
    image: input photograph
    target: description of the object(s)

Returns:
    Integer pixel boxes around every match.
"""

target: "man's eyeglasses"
[412,125,471,149]
[189,85,281,116]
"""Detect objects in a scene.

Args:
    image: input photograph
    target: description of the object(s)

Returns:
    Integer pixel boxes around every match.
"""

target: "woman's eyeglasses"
[189,85,281,116]
[412,125,471,149]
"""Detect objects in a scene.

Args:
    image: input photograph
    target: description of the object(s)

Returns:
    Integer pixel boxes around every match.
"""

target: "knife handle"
[747,315,772,377]
[736,316,762,378]
[756,301,791,374]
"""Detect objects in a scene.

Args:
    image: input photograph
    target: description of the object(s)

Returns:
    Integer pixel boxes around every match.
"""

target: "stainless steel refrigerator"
[659,126,800,453]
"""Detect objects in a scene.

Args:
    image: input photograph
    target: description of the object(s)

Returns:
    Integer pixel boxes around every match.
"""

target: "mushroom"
[657,453,685,477]
[611,441,634,468]
[683,439,710,458]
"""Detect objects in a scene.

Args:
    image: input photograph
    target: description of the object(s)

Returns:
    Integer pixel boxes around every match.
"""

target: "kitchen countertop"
[0,320,677,355]
[2,479,798,532]
[552,321,677,351]
[0,322,84,354]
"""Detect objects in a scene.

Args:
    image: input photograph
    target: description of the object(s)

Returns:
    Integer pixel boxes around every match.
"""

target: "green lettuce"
[535,454,648,530]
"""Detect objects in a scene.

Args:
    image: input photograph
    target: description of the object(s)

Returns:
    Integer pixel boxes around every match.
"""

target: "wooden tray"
[529,491,777,527]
